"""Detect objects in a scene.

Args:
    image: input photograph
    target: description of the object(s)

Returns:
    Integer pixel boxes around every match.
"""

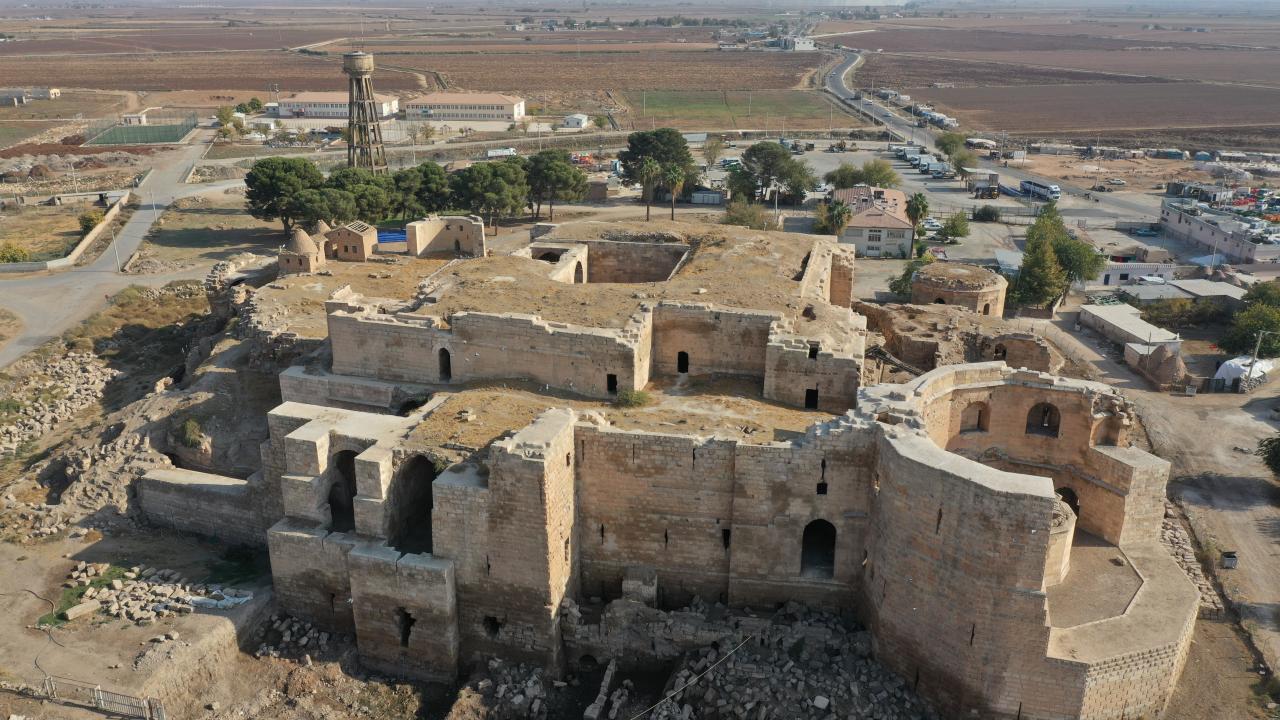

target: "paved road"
[0,143,242,369]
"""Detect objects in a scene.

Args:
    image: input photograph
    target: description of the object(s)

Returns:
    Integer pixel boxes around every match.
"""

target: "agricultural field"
[830,28,1204,53]
[131,193,282,269]
[0,52,422,92]
[0,91,128,121]
[385,50,829,92]
[0,204,86,262]
[0,123,54,151]
[854,53,1164,89]
[910,82,1280,134]
[619,90,855,131]
[0,27,350,56]
[913,49,1280,88]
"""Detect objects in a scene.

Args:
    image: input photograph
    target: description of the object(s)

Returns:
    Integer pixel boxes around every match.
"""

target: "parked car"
[1106,178,1128,186]
[922,217,943,231]
[1131,228,1159,237]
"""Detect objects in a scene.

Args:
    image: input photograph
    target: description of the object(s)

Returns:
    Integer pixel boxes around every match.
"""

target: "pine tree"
[1013,234,1067,307]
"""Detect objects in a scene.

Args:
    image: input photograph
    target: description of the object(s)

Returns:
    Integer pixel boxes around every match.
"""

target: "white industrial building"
[783,36,816,51]
[404,92,525,122]
[562,113,590,129]
[278,92,399,120]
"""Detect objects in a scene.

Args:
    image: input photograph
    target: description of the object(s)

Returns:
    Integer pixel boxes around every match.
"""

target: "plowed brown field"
[911,82,1280,132]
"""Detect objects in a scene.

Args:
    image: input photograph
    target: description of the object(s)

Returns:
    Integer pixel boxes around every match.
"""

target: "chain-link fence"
[84,112,198,145]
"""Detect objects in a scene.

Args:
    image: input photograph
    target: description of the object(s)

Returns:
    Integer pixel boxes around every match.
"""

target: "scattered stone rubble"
[640,602,937,720]
[60,562,252,627]
[0,351,119,458]
[469,658,565,720]
[253,613,338,661]
[1161,501,1225,618]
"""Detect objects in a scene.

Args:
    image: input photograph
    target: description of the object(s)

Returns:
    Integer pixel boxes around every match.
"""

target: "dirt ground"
[0,203,86,261]
[1016,154,1210,188]
[130,190,282,272]
[0,309,20,351]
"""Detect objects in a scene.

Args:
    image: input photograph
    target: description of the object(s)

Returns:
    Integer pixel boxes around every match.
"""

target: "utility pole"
[1249,330,1278,381]
[111,226,120,271]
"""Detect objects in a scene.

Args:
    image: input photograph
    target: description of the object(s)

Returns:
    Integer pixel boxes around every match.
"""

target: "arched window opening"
[438,348,452,382]
[387,455,438,555]
[800,519,836,580]
[993,344,1008,361]
[328,450,358,533]
[677,351,689,374]
[1026,403,1061,438]
[934,298,945,304]
[574,262,584,283]
[1057,487,1080,518]
[982,303,991,316]
[959,402,989,433]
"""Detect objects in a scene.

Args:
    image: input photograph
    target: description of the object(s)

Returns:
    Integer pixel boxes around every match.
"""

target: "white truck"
[486,147,518,158]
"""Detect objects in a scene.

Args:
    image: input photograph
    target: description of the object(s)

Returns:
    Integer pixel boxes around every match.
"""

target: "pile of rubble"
[1161,501,1225,618]
[60,562,252,626]
[252,613,339,661]
[648,603,936,720]
[0,351,120,458]
[187,164,247,183]
[0,493,74,539]
[470,658,566,720]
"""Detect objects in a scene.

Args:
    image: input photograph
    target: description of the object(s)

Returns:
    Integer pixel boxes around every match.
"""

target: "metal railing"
[42,676,166,719]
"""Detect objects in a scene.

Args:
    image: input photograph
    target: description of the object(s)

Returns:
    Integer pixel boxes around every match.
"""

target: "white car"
[922,218,943,231]
[1106,178,1127,186]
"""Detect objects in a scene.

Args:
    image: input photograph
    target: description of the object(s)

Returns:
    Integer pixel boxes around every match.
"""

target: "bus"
[1020,179,1061,200]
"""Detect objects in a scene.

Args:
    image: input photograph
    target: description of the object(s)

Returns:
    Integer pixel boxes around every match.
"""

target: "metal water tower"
[343,51,388,174]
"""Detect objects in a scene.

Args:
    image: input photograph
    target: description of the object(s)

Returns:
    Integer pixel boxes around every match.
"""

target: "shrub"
[178,417,203,448]
[614,389,651,408]
[721,200,773,231]
[78,209,105,235]
[973,205,1001,222]
[0,242,30,263]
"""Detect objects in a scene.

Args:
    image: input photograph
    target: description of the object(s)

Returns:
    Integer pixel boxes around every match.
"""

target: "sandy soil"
[0,203,85,261]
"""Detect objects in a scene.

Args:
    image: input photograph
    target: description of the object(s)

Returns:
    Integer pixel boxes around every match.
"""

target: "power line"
[626,634,754,720]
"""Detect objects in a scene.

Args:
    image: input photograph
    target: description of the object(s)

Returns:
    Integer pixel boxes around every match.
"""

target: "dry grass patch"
[0,204,86,261]
[138,193,284,265]
[0,309,21,351]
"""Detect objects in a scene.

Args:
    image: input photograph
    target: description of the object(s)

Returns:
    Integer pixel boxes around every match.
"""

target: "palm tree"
[827,199,852,236]
[637,157,662,222]
[663,164,686,221]
[906,192,929,232]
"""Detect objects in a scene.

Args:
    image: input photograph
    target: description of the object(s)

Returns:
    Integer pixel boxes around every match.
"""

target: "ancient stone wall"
[329,308,646,398]
[348,544,459,681]
[650,304,776,380]
[406,215,486,257]
[865,430,1061,718]
[763,332,862,412]
[575,427,737,606]
[136,469,261,546]
[570,240,687,283]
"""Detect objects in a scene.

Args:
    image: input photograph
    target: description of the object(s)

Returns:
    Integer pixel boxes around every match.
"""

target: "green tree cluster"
[1219,283,1280,357]
[814,200,852,235]
[1008,202,1104,306]
[526,149,587,221]
[618,128,699,221]
[823,159,900,189]
[938,211,969,243]
[735,141,814,204]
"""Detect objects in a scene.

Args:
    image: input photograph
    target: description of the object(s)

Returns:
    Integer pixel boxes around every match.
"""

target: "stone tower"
[343,51,388,174]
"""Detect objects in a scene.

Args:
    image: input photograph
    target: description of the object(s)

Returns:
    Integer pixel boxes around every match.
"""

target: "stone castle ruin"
[137,220,1197,720]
